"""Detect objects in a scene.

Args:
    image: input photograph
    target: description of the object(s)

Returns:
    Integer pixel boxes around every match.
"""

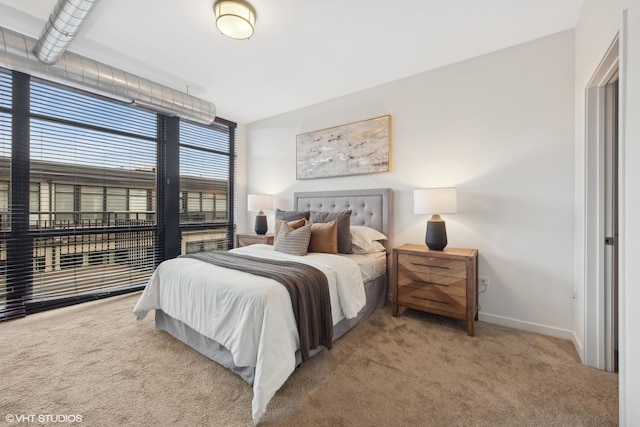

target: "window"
[0,68,236,320]
[29,182,40,227]
[106,187,127,225]
[0,70,10,311]
[80,186,103,225]
[179,120,235,254]
[54,184,74,226]
[0,181,8,231]
[27,78,160,307]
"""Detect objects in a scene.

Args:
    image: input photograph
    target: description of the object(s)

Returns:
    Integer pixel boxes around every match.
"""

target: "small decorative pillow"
[274,222,312,256]
[308,220,338,254]
[310,210,352,254]
[274,218,307,244]
[350,225,388,253]
[275,208,310,221]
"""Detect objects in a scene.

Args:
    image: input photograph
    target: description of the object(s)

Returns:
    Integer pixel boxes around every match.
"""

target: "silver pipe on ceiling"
[34,0,100,65]
[0,26,216,124]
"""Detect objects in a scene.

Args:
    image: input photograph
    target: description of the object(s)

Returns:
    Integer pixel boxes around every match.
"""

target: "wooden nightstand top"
[236,233,274,247]
[394,244,478,258]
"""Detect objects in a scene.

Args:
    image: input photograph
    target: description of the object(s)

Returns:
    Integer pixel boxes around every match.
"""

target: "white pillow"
[350,226,387,254]
[352,240,386,254]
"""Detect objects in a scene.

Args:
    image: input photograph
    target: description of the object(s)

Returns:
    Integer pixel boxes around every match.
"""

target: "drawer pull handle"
[411,296,449,305]
[411,262,450,270]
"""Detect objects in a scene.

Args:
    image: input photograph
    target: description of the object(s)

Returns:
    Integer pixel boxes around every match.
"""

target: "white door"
[583,36,619,371]
[603,75,618,372]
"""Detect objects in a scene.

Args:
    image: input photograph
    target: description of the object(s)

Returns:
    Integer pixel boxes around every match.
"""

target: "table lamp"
[248,194,273,235]
[413,188,457,251]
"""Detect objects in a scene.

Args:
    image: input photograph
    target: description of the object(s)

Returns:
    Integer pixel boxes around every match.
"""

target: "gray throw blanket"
[184,251,333,362]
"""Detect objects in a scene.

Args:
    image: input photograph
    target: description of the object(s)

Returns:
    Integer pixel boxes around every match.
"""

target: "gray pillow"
[275,208,310,221]
[310,210,352,253]
[273,222,312,256]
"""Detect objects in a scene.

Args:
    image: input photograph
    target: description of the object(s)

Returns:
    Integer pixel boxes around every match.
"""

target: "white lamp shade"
[247,194,272,212]
[214,0,256,40]
[414,188,457,215]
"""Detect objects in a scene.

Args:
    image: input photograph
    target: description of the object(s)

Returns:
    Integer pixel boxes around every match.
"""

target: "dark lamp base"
[426,220,447,251]
[254,214,268,235]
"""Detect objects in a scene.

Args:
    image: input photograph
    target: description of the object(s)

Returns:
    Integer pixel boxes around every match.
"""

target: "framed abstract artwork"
[296,115,391,180]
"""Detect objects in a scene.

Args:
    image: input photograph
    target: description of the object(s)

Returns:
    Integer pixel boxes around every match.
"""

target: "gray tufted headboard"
[293,188,392,238]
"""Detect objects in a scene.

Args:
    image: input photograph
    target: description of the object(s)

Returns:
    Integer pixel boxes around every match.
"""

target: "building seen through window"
[0,69,236,318]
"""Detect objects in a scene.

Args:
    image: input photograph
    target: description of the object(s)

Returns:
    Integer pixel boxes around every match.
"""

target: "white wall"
[245,31,576,339]
[621,4,640,423]
[574,1,640,424]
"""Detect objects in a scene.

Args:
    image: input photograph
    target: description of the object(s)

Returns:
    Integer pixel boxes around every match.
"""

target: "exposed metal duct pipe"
[34,0,100,65]
[0,26,216,124]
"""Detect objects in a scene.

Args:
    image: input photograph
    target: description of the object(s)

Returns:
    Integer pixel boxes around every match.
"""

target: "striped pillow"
[274,218,308,244]
[274,222,312,256]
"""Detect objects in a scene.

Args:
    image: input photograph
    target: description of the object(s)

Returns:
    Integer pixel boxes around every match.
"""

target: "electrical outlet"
[478,276,489,287]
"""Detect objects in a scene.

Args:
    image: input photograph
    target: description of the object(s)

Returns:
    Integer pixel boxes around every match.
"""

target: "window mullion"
[5,71,32,319]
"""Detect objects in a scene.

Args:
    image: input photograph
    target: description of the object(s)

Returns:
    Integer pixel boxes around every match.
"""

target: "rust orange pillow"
[308,220,338,254]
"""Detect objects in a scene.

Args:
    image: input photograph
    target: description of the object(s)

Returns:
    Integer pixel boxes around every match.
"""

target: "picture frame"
[296,115,391,180]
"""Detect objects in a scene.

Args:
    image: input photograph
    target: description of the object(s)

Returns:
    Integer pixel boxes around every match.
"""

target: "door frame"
[583,36,619,371]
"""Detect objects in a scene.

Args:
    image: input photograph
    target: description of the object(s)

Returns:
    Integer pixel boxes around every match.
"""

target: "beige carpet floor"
[0,292,618,426]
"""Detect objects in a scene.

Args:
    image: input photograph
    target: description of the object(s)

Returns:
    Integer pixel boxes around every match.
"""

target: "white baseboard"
[478,312,575,341]
[571,331,585,364]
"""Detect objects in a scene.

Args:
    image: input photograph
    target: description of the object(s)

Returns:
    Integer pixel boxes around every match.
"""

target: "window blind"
[27,78,160,308]
[0,68,237,320]
[179,120,236,254]
[0,71,162,317]
[0,70,11,316]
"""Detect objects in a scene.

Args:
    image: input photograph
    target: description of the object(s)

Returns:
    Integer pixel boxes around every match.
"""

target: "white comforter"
[133,244,365,424]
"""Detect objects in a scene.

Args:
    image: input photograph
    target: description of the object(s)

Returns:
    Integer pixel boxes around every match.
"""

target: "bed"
[133,188,391,424]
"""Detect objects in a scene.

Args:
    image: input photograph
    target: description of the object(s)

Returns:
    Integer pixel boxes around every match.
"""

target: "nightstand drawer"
[397,269,466,297]
[392,244,478,336]
[397,286,467,315]
[397,253,466,278]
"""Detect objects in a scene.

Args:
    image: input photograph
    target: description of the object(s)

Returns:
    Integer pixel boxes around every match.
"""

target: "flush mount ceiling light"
[214,0,256,40]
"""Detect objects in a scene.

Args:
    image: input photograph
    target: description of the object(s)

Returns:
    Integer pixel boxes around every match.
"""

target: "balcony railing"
[28,211,156,230]
[0,210,230,231]
[179,211,228,223]
[0,228,158,307]
[0,216,230,307]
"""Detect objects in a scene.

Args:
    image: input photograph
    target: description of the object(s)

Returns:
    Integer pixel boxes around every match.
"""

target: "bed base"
[155,273,387,385]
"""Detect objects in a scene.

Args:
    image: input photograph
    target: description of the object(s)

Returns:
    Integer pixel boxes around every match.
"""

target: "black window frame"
[0,69,237,320]
[177,118,236,256]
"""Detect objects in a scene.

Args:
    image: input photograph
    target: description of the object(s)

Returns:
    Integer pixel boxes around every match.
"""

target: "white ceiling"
[0,0,584,124]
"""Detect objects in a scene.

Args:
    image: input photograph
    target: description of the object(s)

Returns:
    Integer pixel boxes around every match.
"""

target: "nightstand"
[392,244,478,336]
[236,233,274,248]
